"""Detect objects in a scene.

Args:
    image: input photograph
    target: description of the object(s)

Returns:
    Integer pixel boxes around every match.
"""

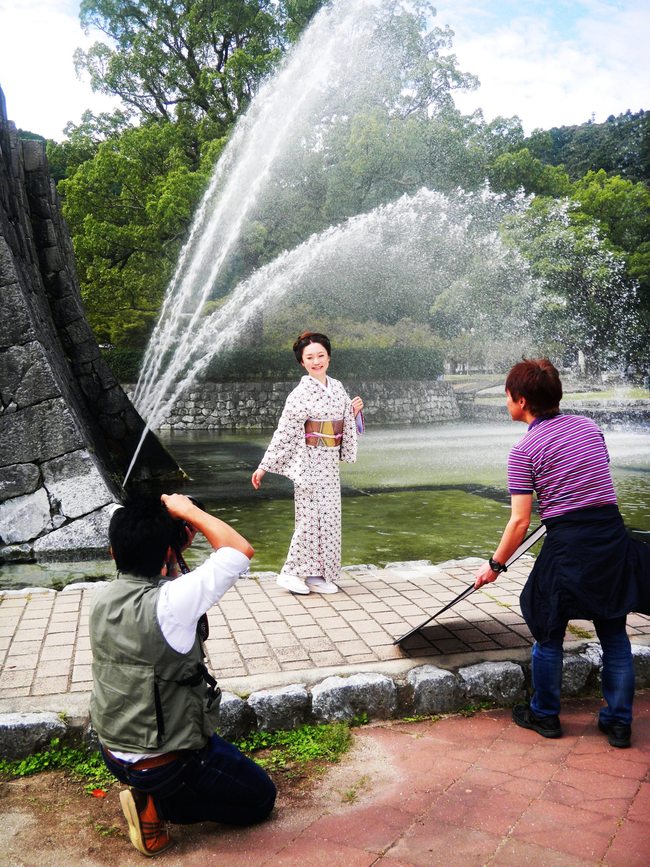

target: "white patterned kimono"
[259,375,358,583]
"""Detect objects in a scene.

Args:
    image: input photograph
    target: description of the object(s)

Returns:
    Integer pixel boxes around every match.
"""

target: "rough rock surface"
[311,673,397,723]
[248,683,310,732]
[0,85,180,562]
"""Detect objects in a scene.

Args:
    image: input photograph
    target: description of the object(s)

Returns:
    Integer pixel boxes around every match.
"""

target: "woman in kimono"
[251,332,364,595]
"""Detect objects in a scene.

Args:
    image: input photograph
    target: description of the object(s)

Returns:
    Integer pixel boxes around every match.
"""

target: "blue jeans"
[530,616,634,725]
[101,734,276,825]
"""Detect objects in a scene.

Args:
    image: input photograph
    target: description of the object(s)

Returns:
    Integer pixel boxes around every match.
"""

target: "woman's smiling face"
[300,342,330,381]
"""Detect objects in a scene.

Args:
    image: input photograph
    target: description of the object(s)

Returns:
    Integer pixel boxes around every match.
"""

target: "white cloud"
[0,0,120,140]
[436,0,649,132]
[0,0,646,140]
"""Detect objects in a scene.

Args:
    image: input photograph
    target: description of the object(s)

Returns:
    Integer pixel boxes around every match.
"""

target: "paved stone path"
[1,558,649,713]
[166,694,648,867]
[2,558,650,866]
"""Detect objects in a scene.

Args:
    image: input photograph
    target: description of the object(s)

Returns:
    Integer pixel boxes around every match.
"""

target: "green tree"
[204,1,499,295]
[60,120,220,345]
[571,169,650,254]
[46,109,132,182]
[502,199,641,374]
[76,0,325,135]
[525,110,650,184]
[488,148,572,197]
[571,170,650,344]
[59,0,328,346]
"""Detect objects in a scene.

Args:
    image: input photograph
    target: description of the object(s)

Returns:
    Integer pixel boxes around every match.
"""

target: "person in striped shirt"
[473,358,649,748]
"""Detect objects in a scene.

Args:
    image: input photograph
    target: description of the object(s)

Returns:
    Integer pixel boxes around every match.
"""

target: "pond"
[1,420,649,590]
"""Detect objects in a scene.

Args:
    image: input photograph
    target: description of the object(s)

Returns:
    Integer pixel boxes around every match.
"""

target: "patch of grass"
[93,821,122,838]
[341,774,371,804]
[480,592,513,609]
[0,738,115,793]
[457,701,494,717]
[567,624,594,639]
[234,722,352,772]
[400,714,443,723]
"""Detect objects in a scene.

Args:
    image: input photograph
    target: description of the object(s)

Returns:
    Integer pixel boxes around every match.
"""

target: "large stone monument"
[0,86,180,562]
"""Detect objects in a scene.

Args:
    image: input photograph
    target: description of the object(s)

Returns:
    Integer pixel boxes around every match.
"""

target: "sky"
[0,0,648,141]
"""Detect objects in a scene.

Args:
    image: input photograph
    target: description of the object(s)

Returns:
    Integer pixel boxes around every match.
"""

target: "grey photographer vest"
[90,575,221,753]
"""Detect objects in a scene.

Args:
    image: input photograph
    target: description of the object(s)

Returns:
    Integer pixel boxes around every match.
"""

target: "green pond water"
[2,421,649,589]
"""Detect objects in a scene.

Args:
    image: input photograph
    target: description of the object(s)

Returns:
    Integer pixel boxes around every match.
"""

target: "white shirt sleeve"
[156,547,250,654]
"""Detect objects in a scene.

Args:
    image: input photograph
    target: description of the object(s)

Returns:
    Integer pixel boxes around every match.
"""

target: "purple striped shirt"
[507,414,617,519]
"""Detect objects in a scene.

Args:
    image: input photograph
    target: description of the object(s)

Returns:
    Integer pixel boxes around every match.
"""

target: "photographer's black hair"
[109,494,184,578]
[171,495,207,574]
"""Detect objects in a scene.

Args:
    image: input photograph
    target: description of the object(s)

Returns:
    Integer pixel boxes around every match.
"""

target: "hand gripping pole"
[393,524,546,646]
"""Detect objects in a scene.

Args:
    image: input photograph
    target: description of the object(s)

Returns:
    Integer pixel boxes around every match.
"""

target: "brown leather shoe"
[119,788,172,857]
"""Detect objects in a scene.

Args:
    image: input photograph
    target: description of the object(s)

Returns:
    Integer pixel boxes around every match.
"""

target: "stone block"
[0,463,41,503]
[248,683,310,732]
[0,398,82,465]
[581,642,604,672]
[311,673,397,723]
[458,661,525,705]
[0,340,59,408]
[42,449,112,519]
[32,504,115,560]
[0,712,66,760]
[632,644,650,687]
[407,665,465,716]
[40,244,63,272]
[0,486,52,544]
[0,279,36,345]
[33,218,58,247]
[407,664,463,715]
[21,139,46,172]
[561,653,593,695]
[217,692,255,741]
[0,542,34,562]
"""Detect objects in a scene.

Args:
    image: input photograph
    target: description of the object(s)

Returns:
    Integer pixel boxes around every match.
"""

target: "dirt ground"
[0,731,396,867]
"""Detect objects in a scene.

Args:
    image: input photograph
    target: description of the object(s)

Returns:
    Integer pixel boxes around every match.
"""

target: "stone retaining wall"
[469,399,650,426]
[2,644,649,757]
[0,86,179,564]
[147,380,459,431]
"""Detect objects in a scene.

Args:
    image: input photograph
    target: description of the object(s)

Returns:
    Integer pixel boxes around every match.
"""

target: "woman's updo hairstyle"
[292,332,331,363]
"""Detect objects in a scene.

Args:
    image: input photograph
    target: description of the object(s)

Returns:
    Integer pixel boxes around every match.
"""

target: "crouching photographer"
[90,493,276,857]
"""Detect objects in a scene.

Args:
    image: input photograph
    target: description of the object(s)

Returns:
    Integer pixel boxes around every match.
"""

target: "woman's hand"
[351,396,364,416]
[474,561,500,589]
[251,468,266,490]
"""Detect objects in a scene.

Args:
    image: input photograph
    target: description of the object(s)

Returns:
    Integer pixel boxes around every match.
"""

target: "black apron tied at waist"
[520,505,650,643]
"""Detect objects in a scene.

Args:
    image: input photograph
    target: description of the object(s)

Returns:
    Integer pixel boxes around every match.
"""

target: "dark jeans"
[101,734,276,825]
[530,616,635,725]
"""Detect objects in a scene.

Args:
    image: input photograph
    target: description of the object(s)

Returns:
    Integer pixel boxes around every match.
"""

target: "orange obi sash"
[305,417,344,448]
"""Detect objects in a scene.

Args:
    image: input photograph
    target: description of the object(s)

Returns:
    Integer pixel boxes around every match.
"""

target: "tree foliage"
[501,199,641,372]
[54,0,648,378]
[76,0,324,134]
[525,110,650,185]
[60,120,219,345]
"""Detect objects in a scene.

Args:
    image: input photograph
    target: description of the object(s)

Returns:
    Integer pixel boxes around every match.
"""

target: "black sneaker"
[512,703,562,738]
[598,719,631,749]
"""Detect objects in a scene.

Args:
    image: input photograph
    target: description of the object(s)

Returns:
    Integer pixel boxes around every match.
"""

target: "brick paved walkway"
[2,559,650,866]
[1,557,649,713]
[196,695,648,867]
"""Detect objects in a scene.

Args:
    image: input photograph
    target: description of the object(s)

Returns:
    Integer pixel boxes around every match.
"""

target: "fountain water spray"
[123,0,637,488]
[124,0,429,484]
[123,184,536,485]
[133,0,381,418]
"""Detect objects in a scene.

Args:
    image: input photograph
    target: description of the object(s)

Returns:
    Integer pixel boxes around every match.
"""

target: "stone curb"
[2,643,649,760]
